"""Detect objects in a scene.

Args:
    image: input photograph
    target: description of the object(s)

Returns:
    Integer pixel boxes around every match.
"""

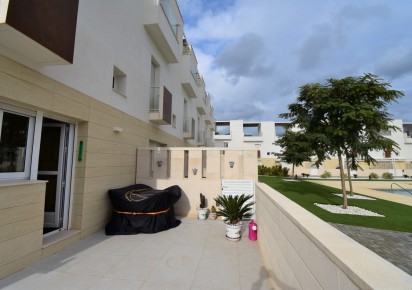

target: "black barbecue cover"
[105,184,181,235]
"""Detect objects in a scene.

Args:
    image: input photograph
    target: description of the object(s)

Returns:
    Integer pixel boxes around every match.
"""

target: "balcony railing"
[160,0,179,38]
[197,130,205,145]
[149,85,172,125]
[183,118,195,139]
[149,86,160,112]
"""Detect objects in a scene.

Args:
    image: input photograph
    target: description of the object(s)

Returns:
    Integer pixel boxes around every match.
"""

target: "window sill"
[0,179,47,188]
[112,88,127,98]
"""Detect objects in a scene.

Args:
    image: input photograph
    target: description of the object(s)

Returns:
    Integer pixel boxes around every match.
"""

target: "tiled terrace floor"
[0,218,273,290]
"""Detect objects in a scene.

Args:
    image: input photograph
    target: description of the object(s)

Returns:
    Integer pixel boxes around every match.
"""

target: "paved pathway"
[331,223,412,276]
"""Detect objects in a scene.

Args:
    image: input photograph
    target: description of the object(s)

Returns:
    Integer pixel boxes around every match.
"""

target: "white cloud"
[178,0,412,122]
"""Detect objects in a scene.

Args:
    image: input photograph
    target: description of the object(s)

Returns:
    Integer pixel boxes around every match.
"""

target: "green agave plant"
[214,194,255,225]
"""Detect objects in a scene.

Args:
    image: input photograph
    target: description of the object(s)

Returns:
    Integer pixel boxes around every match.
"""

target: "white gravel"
[314,203,385,217]
[333,193,375,200]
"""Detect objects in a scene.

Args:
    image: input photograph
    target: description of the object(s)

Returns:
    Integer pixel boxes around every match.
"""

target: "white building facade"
[214,120,412,177]
[0,0,214,278]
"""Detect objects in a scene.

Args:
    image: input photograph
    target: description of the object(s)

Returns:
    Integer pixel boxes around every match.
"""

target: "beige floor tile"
[105,256,160,281]
[192,260,240,290]
[139,280,191,290]
[32,251,85,272]
[130,239,174,258]
[64,253,123,276]
[146,255,199,285]
[0,270,99,290]
[201,243,238,264]
[89,277,143,290]
[165,242,205,260]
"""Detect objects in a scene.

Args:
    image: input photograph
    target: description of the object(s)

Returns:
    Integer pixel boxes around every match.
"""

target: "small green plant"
[301,173,310,177]
[320,171,332,178]
[199,193,206,208]
[369,172,379,179]
[403,174,410,178]
[382,172,394,179]
[210,205,216,213]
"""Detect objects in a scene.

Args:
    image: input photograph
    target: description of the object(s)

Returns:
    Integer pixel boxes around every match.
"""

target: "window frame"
[0,107,35,179]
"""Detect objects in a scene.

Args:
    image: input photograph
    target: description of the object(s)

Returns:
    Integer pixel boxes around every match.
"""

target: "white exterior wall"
[8,0,214,147]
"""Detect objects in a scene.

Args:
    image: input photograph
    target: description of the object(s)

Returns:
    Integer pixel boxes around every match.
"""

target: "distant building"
[214,120,412,177]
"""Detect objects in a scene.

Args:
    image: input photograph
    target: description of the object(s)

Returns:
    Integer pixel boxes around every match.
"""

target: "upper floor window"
[112,66,127,96]
[243,123,260,137]
[275,124,286,137]
[215,122,230,135]
[0,109,35,179]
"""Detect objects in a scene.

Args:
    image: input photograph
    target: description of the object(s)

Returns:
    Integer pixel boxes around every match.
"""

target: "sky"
[177,0,412,122]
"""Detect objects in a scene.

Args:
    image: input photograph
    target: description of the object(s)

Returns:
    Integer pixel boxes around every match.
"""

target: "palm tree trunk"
[338,152,348,209]
[292,164,295,179]
[346,162,354,196]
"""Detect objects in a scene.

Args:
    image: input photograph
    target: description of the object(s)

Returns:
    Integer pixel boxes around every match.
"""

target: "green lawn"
[259,176,412,232]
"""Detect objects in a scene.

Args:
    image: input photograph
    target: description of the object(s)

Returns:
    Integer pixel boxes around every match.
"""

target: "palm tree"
[214,194,255,225]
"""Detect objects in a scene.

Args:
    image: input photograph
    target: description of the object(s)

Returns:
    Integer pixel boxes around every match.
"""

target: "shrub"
[382,172,394,179]
[369,172,379,179]
[320,171,332,178]
[258,165,289,177]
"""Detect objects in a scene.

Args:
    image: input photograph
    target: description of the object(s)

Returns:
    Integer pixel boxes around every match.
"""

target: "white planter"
[197,208,208,220]
[209,212,217,220]
[225,222,242,241]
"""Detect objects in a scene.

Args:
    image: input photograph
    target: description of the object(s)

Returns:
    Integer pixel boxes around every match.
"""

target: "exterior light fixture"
[192,168,198,175]
[229,161,235,168]
[157,160,163,167]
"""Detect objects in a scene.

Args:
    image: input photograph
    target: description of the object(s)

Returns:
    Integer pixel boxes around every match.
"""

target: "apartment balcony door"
[38,119,74,234]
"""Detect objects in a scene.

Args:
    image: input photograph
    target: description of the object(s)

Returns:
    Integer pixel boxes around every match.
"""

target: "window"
[112,66,127,96]
[215,122,230,135]
[0,109,35,179]
[172,114,176,128]
[275,124,286,137]
[243,123,260,136]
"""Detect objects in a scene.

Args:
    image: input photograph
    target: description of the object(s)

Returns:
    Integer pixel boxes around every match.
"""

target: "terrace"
[1,148,411,289]
[0,218,270,290]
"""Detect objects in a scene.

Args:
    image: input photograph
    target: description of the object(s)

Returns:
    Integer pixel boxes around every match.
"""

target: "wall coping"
[256,182,412,290]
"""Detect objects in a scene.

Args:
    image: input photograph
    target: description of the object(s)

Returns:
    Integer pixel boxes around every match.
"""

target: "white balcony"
[181,45,198,98]
[149,86,172,125]
[183,117,195,139]
[244,135,263,142]
[143,0,183,63]
[197,130,205,146]
[196,98,206,115]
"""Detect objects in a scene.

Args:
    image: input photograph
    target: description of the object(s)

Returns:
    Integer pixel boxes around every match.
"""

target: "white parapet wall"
[255,182,412,290]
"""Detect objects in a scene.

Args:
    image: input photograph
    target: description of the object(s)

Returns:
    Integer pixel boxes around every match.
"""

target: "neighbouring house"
[0,0,215,279]
[214,120,412,177]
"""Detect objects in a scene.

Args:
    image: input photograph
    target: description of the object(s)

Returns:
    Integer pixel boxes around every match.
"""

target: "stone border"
[314,203,384,217]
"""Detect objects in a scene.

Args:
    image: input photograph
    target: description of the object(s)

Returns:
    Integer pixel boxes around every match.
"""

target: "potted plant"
[209,205,217,220]
[214,194,254,241]
[197,193,208,220]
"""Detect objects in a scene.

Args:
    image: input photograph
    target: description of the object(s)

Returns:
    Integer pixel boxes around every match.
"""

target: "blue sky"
[177,0,412,122]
